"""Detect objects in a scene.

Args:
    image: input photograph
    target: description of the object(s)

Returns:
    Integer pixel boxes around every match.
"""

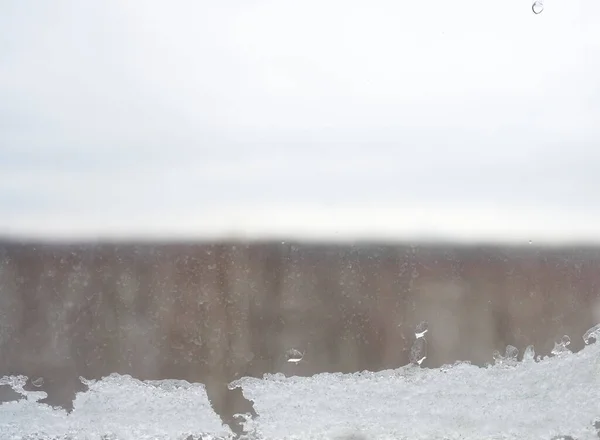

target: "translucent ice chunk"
[583,323,600,345]
[522,345,535,363]
[505,345,519,361]
[492,350,504,365]
[492,345,518,366]
[551,335,572,356]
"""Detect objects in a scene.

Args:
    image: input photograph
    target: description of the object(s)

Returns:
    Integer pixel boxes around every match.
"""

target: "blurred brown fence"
[0,240,599,428]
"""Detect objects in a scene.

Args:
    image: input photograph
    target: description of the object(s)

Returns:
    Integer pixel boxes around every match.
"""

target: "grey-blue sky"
[1,0,600,242]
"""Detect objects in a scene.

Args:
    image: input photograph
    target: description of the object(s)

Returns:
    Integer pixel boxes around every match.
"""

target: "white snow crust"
[1,329,599,440]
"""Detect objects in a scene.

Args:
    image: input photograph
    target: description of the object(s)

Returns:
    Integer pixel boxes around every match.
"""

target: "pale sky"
[1,0,600,243]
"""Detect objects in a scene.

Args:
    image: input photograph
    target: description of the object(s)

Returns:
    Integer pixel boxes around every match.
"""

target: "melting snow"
[0,374,229,439]
[1,331,599,440]
[233,338,600,440]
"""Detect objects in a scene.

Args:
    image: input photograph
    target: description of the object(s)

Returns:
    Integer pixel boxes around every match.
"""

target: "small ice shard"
[414,321,429,339]
[505,345,519,361]
[79,376,96,387]
[583,323,600,345]
[522,345,535,362]
[532,0,544,14]
[492,347,517,366]
[492,349,504,365]
[409,337,427,366]
[31,377,44,388]
[286,348,304,364]
[551,335,572,356]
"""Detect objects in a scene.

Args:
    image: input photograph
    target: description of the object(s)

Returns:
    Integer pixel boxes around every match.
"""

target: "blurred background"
[1,0,600,430]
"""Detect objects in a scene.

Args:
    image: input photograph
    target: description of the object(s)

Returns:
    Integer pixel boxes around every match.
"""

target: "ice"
[505,345,519,361]
[492,349,504,364]
[523,344,536,363]
[0,374,230,440]
[414,321,429,339]
[409,321,428,365]
[0,376,27,395]
[492,345,520,366]
[583,323,600,345]
[234,339,600,440]
[492,345,520,367]
[286,349,305,364]
[409,337,427,365]
[551,335,572,356]
[2,328,600,439]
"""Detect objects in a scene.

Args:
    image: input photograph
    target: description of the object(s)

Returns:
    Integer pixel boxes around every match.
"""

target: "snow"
[1,329,600,440]
[233,338,600,440]
[0,374,230,439]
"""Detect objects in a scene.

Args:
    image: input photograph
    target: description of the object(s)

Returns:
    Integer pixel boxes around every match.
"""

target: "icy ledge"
[231,325,600,440]
[1,324,599,440]
[0,374,230,440]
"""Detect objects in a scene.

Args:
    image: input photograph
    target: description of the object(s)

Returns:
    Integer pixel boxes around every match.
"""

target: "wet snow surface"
[1,332,600,440]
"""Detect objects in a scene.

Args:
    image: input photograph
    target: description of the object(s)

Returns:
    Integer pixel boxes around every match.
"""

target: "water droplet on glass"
[583,323,600,345]
[31,377,44,388]
[505,345,519,361]
[409,338,427,366]
[528,240,533,245]
[551,335,572,356]
[522,345,536,362]
[532,1,544,14]
[414,321,429,339]
[286,348,304,364]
